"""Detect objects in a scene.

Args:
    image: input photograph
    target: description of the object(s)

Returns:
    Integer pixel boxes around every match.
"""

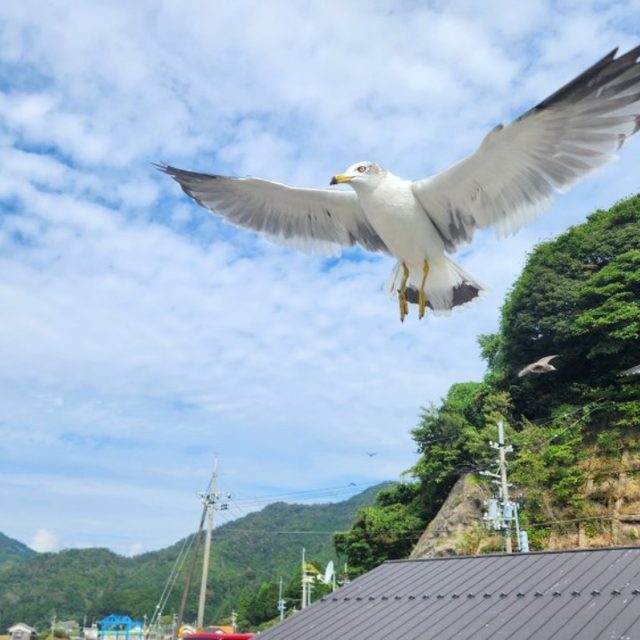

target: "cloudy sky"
[1,1,639,556]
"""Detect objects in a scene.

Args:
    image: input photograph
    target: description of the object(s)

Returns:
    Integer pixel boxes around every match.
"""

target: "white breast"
[358,175,445,265]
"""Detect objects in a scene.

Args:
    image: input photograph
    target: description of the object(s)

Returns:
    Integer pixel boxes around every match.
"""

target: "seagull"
[160,46,640,321]
[518,355,560,378]
[365,452,377,457]
[621,364,640,376]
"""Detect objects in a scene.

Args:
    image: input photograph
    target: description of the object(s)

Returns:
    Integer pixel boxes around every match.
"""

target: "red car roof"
[183,634,253,640]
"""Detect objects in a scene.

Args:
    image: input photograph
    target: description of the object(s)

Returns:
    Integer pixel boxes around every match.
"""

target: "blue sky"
[1,1,639,556]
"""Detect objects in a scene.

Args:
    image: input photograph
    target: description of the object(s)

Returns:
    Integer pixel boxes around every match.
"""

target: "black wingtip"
[530,44,640,114]
[154,164,223,183]
[153,162,179,177]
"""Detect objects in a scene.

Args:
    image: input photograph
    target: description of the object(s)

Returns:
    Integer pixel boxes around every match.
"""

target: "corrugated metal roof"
[257,547,640,640]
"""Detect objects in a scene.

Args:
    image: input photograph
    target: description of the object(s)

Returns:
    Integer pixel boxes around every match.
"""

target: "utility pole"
[340,563,350,586]
[497,421,513,553]
[301,548,307,610]
[277,577,286,622]
[197,459,229,629]
[197,461,217,629]
[482,421,529,553]
[175,507,207,639]
[300,548,314,608]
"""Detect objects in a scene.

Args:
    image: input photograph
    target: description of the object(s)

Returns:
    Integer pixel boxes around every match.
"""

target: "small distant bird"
[518,355,559,377]
[366,452,377,457]
[621,364,640,376]
[160,46,640,322]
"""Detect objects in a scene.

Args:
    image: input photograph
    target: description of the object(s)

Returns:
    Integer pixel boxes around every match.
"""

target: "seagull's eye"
[357,165,367,173]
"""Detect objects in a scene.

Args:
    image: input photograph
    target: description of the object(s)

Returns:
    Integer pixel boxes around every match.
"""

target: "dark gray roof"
[258,547,640,640]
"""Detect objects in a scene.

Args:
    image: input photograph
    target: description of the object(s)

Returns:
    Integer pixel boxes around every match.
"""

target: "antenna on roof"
[323,561,335,589]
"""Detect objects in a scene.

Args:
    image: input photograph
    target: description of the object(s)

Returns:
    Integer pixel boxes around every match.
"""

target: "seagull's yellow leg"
[398,262,410,322]
[418,260,430,319]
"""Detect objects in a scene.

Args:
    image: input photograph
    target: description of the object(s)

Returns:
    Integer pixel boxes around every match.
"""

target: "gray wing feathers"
[413,46,640,252]
[159,165,389,255]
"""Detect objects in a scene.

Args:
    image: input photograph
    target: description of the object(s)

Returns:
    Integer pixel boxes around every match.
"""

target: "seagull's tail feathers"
[387,258,486,315]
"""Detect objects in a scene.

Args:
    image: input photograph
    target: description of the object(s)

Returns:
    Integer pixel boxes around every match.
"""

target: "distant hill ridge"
[0,482,388,630]
[0,531,35,568]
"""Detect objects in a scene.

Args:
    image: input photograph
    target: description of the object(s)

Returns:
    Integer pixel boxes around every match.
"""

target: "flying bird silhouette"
[518,355,560,378]
[160,46,640,321]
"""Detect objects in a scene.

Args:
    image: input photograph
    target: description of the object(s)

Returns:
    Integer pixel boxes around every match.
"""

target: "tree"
[410,382,507,520]
[486,194,640,422]
[334,500,423,576]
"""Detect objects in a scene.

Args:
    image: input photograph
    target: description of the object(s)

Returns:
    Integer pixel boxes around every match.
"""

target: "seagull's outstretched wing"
[412,46,640,252]
[518,354,559,377]
[517,364,534,378]
[158,165,389,256]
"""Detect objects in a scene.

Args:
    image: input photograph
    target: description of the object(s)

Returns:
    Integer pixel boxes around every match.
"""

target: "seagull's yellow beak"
[330,174,352,185]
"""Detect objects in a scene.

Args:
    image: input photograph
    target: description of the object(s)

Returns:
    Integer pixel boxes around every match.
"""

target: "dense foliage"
[336,194,640,575]
[486,194,640,420]
[334,483,424,573]
[0,485,383,632]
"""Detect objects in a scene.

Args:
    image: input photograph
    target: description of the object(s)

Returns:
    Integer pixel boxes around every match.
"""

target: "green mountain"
[0,483,387,631]
[0,531,36,569]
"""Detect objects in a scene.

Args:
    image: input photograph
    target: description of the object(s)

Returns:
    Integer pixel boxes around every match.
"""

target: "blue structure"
[97,615,144,640]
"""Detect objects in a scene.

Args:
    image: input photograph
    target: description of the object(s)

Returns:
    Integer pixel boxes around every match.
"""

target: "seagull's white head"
[330,161,387,191]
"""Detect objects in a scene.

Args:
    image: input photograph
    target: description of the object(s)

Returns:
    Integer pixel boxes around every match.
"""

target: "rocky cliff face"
[410,475,496,558]
[411,449,640,558]
[551,447,640,550]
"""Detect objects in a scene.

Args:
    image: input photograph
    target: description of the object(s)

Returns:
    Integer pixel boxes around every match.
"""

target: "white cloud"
[127,543,145,557]
[30,528,61,553]
[0,0,639,553]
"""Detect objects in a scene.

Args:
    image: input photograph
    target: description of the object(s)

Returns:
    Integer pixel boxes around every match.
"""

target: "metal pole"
[497,421,512,553]
[175,507,207,640]
[196,507,214,628]
[278,577,285,622]
[513,501,521,550]
[197,461,218,629]
[301,548,306,609]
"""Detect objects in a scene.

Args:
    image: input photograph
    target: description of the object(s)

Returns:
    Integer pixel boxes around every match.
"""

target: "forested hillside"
[336,194,640,574]
[0,484,385,632]
[0,532,35,569]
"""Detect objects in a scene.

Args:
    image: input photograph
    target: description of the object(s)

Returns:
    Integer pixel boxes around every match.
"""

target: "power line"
[543,400,607,445]
[524,513,640,529]
[216,528,347,535]
[202,509,640,541]
[229,481,381,508]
